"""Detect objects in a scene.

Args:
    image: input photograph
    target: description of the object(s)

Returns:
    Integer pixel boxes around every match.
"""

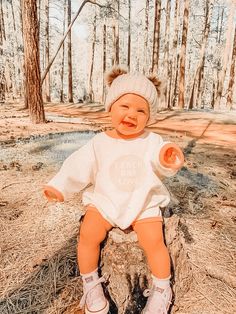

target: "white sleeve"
[46,138,96,199]
[153,138,178,178]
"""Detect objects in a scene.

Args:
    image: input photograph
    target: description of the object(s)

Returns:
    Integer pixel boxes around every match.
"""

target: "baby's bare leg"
[133,218,171,278]
[77,206,113,274]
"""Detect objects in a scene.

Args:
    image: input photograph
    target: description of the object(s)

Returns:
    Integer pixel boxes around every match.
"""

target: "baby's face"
[110,93,150,137]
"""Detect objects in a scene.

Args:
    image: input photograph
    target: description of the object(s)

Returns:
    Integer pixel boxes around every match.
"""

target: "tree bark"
[152,0,161,74]
[0,0,6,103]
[67,0,73,103]
[0,0,5,41]
[214,2,236,109]
[170,0,179,108]
[163,0,171,107]
[60,0,67,103]
[112,7,119,67]
[218,7,224,44]
[6,0,19,99]
[127,0,131,70]
[102,23,106,103]
[44,0,51,102]
[188,0,213,109]
[212,7,224,107]
[196,55,205,109]
[143,0,149,74]
[38,0,41,29]
[21,0,45,123]
[41,0,98,84]
[114,0,119,65]
[112,23,116,66]
[178,0,189,109]
[226,25,236,110]
[88,10,96,103]
[10,0,19,98]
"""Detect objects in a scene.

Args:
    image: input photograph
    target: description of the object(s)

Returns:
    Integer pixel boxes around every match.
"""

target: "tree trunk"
[102,23,106,103]
[167,60,172,109]
[212,8,223,108]
[88,10,96,103]
[60,0,67,103]
[44,0,51,102]
[178,0,189,109]
[172,54,180,107]
[41,0,95,84]
[0,61,5,103]
[163,0,171,107]
[196,55,205,109]
[152,0,161,74]
[127,0,131,70]
[112,23,116,66]
[0,0,5,41]
[10,0,20,99]
[188,0,213,109]
[210,81,216,109]
[112,10,119,67]
[18,0,28,107]
[214,2,236,110]
[115,0,119,65]
[170,0,179,108]
[0,0,6,103]
[3,1,16,100]
[67,0,73,103]
[218,7,224,44]
[38,0,41,29]
[143,0,149,74]
[21,0,45,123]
[226,25,236,110]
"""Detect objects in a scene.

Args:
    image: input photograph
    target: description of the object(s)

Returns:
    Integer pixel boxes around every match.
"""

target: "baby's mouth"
[121,121,136,127]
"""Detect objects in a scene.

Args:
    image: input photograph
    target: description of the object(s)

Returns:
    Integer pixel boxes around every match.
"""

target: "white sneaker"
[79,271,109,314]
[142,285,172,314]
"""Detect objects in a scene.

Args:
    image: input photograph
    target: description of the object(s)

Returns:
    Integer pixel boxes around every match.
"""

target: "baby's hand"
[43,186,64,202]
[159,143,184,170]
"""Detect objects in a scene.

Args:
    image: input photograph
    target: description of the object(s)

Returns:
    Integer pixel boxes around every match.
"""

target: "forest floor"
[0,101,236,314]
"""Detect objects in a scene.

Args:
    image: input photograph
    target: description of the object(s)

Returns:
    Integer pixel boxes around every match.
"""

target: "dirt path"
[0,102,236,313]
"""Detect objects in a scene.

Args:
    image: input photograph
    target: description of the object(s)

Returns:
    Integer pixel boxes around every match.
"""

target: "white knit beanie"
[105,67,161,124]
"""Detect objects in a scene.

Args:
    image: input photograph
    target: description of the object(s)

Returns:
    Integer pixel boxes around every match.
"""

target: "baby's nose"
[127,109,137,119]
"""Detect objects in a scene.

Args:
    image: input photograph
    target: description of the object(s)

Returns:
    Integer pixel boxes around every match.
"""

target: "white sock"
[152,274,171,289]
[81,268,99,286]
[80,268,107,312]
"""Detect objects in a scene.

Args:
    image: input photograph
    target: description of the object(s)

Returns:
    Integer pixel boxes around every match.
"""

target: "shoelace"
[79,274,108,309]
[143,286,172,314]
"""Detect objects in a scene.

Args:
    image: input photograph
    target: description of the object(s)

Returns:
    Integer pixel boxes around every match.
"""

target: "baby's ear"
[147,74,162,95]
[106,66,127,86]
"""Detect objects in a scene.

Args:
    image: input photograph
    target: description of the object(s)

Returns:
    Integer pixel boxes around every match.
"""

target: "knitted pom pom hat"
[105,66,161,124]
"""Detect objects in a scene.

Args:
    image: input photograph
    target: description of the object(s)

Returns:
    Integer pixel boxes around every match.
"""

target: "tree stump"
[100,215,191,314]
[101,228,150,313]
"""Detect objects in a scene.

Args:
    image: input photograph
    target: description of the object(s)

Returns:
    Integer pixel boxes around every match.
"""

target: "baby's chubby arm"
[43,138,96,202]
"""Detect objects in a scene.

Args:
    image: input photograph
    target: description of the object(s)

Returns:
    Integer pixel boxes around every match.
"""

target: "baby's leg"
[78,207,112,313]
[133,218,172,313]
[132,218,170,278]
[78,206,113,274]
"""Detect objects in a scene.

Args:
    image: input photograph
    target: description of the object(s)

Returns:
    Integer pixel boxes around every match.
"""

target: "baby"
[43,67,184,314]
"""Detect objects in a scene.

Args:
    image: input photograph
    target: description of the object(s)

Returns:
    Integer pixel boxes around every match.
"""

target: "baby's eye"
[121,105,129,108]
[138,109,146,113]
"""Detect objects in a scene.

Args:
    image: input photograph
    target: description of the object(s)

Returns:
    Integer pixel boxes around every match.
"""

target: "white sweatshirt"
[46,131,177,229]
